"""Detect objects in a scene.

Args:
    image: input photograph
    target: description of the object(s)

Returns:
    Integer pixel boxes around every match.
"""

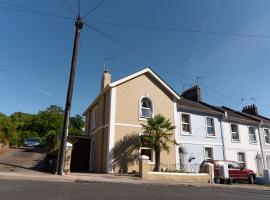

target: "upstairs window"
[91,106,97,129]
[231,124,239,142]
[248,126,257,143]
[140,97,153,118]
[264,129,270,144]
[206,117,215,136]
[181,114,191,134]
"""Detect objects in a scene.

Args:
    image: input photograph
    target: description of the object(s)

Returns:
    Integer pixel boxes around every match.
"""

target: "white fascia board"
[109,67,180,99]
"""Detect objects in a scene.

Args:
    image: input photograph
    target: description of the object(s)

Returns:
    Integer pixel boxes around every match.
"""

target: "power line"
[84,23,241,105]
[83,0,108,19]
[84,23,191,82]
[78,0,81,16]
[63,0,77,16]
[87,20,270,39]
[0,1,74,20]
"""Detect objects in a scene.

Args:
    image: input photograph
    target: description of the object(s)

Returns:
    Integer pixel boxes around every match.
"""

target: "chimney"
[242,104,258,116]
[181,85,202,102]
[101,69,111,91]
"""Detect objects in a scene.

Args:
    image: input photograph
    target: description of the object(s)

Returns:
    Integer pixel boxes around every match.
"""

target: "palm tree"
[140,114,177,172]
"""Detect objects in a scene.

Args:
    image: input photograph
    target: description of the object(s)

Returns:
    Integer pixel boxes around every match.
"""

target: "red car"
[200,160,256,184]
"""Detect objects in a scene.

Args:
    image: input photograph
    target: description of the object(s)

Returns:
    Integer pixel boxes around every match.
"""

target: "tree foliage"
[140,114,177,172]
[0,105,85,152]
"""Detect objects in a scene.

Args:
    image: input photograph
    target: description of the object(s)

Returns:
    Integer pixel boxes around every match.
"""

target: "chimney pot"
[242,104,258,116]
[181,85,202,102]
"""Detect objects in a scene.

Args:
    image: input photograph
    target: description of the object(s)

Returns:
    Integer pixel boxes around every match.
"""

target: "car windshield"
[25,138,40,142]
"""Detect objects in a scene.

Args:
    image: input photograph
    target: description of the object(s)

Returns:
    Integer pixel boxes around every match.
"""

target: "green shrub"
[42,130,59,152]
[0,132,8,144]
[7,131,20,146]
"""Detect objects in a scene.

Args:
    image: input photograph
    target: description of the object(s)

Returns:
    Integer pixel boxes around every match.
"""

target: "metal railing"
[150,163,201,173]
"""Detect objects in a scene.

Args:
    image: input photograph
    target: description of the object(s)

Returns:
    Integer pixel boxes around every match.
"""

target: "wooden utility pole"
[56,15,83,175]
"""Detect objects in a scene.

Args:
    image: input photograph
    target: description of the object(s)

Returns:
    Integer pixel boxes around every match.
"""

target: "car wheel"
[214,177,220,184]
[227,178,232,185]
[220,178,224,184]
[248,175,254,184]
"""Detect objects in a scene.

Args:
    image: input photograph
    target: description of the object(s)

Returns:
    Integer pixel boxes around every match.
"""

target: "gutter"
[257,122,266,169]
[219,113,227,160]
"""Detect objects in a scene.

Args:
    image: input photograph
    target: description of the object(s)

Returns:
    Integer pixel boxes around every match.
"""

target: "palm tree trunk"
[154,148,160,172]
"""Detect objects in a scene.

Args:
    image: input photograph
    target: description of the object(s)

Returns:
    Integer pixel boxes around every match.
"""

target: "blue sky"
[0,0,270,117]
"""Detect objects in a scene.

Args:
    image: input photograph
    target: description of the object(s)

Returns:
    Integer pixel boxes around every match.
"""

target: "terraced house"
[83,67,270,174]
[175,87,225,172]
[83,67,180,173]
[215,106,263,175]
[241,105,270,170]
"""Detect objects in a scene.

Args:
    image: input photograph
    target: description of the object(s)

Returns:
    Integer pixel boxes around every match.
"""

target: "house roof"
[217,106,260,124]
[109,67,180,99]
[177,98,223,115]
[83,67,180,115]
[240,111,270,126]
[257,115,270,125]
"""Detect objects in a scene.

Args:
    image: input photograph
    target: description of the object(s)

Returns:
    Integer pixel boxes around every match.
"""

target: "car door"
[228,161,241,179]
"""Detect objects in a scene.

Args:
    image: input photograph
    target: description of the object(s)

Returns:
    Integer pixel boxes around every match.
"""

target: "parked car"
[23,138,41,147]
[200,160,256,184]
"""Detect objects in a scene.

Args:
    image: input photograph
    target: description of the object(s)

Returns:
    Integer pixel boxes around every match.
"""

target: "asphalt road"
[0,179,269,200]
[0,148,45,174]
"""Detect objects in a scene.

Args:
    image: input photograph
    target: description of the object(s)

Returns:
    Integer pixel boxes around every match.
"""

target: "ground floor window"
[204,147,214,160]
[238,152,246,168]
[140,147,155,163]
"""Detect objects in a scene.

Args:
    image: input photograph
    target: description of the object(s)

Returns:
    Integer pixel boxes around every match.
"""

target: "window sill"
[265,143,270,145]
[206,135,217,138]
[231,140,240,143]
[181,132,193,136]
[139,117,151,121]
[249,142,258,145]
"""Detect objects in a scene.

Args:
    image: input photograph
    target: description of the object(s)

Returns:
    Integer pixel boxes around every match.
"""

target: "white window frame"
[230,123,240,143]
[204,146,214,160]
[237,152,246,167]
[91,106,97,129]
[266,154,270,168]
[205,117,216,137]
[264,129,270,145]
[139,96,154,121]
[180,113,192,135]
[139,147,155,164]
[248,126,257,144]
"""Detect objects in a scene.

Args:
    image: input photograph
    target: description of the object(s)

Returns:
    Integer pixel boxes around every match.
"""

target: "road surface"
[0,179,269,200]
[0,147,45,174]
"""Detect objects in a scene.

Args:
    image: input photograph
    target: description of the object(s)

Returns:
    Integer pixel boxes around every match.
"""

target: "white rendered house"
[217,107,263,175]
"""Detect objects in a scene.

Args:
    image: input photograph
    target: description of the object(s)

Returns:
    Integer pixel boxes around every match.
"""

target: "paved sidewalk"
[0,171,269,191]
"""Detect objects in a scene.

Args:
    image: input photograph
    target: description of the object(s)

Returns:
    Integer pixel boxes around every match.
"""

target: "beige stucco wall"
[85,90,111,173]
[113,73,177,173]
[115,73,175,125]
[90,127,109,173]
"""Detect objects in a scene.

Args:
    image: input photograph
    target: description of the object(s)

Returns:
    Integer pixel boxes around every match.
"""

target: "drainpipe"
[219,114,226,160]
[257,122,265,169]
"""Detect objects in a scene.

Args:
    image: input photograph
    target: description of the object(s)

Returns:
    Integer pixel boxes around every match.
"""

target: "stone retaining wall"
[139,156,210,183]
[0,143,9,153]
[146,172,210,183]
